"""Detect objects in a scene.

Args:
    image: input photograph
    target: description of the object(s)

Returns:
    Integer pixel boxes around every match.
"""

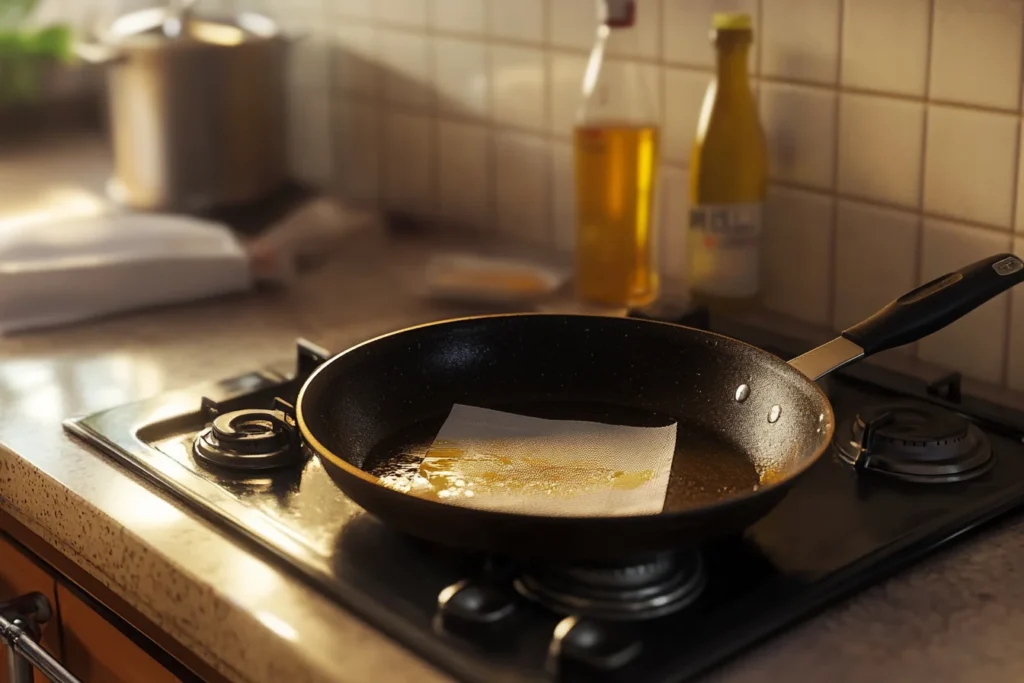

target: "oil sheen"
[574,124,660,308]
[366,401,760,513]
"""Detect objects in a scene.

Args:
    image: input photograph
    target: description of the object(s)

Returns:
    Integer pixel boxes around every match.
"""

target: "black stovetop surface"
[64,312,1024,683]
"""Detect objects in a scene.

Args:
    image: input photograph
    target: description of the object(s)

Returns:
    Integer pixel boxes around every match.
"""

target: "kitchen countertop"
[4,136,1024,683]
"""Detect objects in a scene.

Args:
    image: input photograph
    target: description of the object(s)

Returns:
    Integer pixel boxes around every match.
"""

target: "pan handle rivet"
[735,384,750,402]
[768,405,782,423]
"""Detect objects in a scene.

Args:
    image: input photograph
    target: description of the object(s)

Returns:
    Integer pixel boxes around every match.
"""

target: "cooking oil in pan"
[365,401,761,512]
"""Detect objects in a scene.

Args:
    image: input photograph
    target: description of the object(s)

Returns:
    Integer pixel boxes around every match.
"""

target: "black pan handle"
[842,253,1024,355]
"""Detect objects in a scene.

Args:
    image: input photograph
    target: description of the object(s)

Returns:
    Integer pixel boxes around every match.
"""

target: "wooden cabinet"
[57,585,181,683]
[2,533,180,683]
[0,535,62,683]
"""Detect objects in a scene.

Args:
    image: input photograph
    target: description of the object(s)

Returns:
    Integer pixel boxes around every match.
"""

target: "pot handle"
[73,42,124,65]
[789,253,1024,380]
[843,253,1024,354]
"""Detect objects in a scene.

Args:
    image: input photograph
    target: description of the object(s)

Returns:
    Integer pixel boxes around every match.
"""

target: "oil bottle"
[688,13,768,311]
[574,0,660,309]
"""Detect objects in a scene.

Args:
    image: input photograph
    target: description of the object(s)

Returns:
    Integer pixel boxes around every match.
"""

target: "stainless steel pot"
[77,7,289,212]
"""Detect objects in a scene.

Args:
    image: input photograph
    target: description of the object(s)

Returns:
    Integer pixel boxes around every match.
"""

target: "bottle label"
[687,202,761,297]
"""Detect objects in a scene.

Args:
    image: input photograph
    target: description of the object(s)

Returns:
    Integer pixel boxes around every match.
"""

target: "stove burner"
[514,552,706,621]
[835,401,993,483]
[193,397,301,471]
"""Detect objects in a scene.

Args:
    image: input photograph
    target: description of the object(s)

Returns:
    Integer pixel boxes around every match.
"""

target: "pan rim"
[296,312,837,522]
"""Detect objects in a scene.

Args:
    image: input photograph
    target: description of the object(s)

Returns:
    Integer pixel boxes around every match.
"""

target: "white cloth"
[416,404,677,517]
[0,212,250,334]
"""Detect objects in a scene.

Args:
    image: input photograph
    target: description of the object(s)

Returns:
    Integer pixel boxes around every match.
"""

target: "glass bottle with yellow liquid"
[574,0,660,309]
[688,13,768,311]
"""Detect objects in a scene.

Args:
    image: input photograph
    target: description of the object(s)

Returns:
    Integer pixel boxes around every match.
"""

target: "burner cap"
[835,401,993,483]
[514,552,705,621]
[193,408,300,471]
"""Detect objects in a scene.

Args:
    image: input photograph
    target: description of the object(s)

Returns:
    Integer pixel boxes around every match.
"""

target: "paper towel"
[414,404,677,517]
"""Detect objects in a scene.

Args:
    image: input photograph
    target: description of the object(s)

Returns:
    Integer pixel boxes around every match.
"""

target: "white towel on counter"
[0,212,252,335]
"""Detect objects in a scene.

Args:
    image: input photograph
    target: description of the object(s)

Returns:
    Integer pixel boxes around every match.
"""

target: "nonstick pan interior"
[298,314,834,560]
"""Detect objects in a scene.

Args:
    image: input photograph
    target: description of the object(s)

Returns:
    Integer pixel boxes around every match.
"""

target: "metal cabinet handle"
[0,593,81,683]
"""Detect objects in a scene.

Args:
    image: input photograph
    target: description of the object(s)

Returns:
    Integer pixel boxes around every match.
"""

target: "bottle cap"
[603,0,636,28]
[712,12,752,30]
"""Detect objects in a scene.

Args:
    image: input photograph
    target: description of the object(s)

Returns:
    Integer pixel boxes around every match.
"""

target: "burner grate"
[514,552,706,621]
[835,401,993,483]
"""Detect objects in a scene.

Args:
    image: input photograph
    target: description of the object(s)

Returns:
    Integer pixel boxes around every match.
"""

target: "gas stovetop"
[64,311,1024,683]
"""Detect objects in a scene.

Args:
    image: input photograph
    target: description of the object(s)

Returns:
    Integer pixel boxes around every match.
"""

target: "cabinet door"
[0,535,62,683]
[57,585,181,683]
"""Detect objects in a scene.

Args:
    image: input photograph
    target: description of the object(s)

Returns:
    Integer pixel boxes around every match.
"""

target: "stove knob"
[548,616,643,680]
[435,580,517,637]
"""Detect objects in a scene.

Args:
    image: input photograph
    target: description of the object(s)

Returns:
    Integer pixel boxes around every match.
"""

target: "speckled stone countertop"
[4,136,1024,683]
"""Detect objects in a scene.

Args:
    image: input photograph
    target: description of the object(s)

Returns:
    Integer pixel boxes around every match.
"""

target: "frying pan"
[298,253,1024,561]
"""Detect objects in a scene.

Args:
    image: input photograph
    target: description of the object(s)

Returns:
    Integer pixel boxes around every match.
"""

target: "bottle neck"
[716,43,750,84]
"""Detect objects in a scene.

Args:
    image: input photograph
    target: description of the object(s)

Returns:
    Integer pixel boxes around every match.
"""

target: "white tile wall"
[487,0,545,42]
[332,0,374,18]
[384,111,435,216]
[550,142,576,252]
[376,0,428,26]
[929,0,1023,110]
[378,30,434,108]
[234,0,1024,388]
[833,201,919,331]
[548,0,596,52]
[332,25,378,95]
[659,165,691,280]
[923,106,1018,228]
[761,186,834,325]
[494,131,551,244]
[434,37,489,119]
[760,83,837,189]
[840,0,929,96]
[549,52,588,136]
[490,45,547,131]
[917,219,1013,384]
[431,0,486,33]
[761,0,840,84]
[837,94,924,208]
[663,68,710,166]
[438,120,492,229]
[287,89,333,187]
[333,99,380,205]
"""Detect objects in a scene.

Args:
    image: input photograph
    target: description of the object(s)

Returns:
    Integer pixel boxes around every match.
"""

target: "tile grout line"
[541,0,555,248]
[337,17,1024,117]
[768,178,1018,238]
[426,0,440,223]
[481,0,497,239]
[658,0,670,278]
[755,0,764,81]
[911,0,937,362]
[322,0,340,198]
[346,83,1021,241]
[372,15,390,216]
[827,0,844,332]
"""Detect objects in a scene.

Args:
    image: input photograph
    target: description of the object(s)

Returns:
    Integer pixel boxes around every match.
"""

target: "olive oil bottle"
[574,0,660,309]
[688,13,768,311]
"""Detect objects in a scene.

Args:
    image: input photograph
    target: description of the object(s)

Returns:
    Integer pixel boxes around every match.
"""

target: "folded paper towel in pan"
[409,404,678,517]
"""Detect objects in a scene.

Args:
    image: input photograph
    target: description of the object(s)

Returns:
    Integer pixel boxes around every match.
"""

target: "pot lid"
[104,7,280,47]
